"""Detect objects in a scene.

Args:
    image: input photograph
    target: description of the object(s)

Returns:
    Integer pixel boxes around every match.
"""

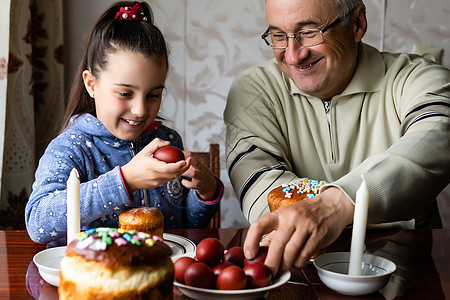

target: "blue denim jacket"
[26,113,221,244]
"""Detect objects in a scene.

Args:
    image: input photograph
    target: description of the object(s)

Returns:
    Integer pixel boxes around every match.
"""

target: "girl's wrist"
[119,164,138,194]
[197,178,222,202]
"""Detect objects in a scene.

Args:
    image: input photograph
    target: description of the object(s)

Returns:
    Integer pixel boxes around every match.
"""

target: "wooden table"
[1,228,449,299]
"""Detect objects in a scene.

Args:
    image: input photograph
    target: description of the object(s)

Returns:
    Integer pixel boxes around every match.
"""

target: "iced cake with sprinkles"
[58,227,173,300]
[268,179,329,211]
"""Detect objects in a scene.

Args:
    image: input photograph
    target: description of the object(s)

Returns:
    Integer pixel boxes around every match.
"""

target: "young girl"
[25,1,222,244]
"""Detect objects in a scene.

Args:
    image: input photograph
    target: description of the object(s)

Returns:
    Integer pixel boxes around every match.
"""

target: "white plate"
[33,233,196,287]
[33,246,66,287]
[163,233,196,256]
[172,252,291,300]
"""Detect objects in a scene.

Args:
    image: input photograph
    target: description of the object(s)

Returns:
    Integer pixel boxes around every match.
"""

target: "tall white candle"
[67,168,80,245]
[348,175,369,275]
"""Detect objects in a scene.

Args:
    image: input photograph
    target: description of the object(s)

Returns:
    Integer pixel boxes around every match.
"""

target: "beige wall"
[64,0,450,228]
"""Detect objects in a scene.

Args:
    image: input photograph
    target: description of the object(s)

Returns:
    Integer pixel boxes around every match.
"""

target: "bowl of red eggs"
[172,238,290,300]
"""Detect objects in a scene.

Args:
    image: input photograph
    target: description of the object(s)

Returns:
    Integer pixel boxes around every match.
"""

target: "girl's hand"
[181,151,218,201]
[121,138,191,193]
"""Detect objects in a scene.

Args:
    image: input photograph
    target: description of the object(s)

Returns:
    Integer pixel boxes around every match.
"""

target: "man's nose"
[284,37,308,65]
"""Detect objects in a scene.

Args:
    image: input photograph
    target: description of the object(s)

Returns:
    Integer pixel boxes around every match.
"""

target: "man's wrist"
[320,185,355,226]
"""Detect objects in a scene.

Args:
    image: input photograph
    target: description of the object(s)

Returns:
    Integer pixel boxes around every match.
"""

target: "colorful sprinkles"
[281,179,328,199]
[74,227,161,251]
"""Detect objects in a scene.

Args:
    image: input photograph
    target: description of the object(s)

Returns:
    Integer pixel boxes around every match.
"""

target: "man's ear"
[353,4,367,43]
[82,70,96,98]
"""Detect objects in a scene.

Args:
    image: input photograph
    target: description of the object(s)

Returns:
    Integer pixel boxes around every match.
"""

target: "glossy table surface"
[1,228,449,299]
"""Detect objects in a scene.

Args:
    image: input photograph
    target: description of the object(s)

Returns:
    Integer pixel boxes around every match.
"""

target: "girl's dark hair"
[61,1,168,131]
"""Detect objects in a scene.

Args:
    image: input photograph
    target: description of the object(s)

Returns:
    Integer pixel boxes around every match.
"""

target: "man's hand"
[243,186,354,275]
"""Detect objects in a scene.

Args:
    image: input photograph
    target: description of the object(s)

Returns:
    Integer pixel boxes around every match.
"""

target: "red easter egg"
[154,146,185,163]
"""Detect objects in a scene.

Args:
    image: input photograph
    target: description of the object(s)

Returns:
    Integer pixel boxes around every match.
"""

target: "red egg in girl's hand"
[154,146,185,163]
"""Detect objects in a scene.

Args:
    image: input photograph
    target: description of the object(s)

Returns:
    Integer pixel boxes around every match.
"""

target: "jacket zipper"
[128,141,149,206]
[323,100,335,162]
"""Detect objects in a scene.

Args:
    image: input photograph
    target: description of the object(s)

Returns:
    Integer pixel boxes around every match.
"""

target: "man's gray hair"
[331,0,364,25]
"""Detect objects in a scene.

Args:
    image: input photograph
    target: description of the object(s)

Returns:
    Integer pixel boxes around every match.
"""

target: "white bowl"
[33,246,66,287]
[172,253,291,300]
[313,252,396,296]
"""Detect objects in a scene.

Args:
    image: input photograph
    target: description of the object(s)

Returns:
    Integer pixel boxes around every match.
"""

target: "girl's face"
[83,50,167,141]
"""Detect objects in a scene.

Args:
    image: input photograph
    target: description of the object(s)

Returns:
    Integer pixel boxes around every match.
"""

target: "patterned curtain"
[0,0,64,229]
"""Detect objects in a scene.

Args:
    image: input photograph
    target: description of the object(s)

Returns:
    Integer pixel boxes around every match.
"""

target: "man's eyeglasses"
[261,9,356,49]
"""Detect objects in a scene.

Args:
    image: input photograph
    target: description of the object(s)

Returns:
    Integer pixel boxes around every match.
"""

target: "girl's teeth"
[126,120,142,126]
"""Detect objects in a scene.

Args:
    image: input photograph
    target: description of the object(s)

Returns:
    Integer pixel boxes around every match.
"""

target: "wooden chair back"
[192,144,221,228]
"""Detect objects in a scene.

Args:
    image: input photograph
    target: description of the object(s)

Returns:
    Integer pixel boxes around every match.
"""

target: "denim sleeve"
[25,143,131,244]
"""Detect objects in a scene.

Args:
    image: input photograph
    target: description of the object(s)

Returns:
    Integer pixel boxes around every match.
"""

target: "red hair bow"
[115,3,147,21]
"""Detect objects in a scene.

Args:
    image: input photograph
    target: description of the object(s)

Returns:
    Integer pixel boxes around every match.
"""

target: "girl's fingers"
[139,138,170,155]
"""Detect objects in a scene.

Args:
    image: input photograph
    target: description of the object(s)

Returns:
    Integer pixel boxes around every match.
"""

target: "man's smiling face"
[266,0,362,99]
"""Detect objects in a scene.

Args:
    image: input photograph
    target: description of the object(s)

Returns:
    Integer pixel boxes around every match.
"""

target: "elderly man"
[224,0,450,274]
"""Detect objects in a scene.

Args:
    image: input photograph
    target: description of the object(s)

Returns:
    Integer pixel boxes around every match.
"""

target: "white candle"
[67,168,80,245]
[348,175,369,275]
